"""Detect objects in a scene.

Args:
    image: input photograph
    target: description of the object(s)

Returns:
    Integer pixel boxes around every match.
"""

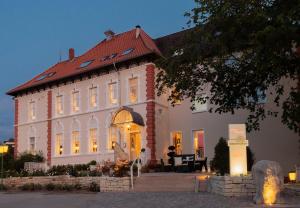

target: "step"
[132,173,198,192]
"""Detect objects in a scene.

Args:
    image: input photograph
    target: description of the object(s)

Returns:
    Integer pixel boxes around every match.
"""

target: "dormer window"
[121,48,134,56]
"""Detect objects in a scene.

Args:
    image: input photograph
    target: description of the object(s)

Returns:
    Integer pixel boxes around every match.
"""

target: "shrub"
[211,137,256,175]
[62,184,74,191]
[89,182,100,192]
[14,152,45,172]
[210,137,229,176]
[74,183,82,190]
[20,183,35,191]
[113,164,130,177]
[89,170,102,177]
[0,184,7,191]
[88,160,97,166]
[45,183,55,191]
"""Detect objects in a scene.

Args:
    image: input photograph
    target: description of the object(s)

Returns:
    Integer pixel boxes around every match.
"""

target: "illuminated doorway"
[110,107,144,161]
[193,130,205,160]
[171,131,183,155]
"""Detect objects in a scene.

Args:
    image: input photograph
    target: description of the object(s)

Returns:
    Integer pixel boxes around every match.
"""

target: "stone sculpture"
[252,160,284,205]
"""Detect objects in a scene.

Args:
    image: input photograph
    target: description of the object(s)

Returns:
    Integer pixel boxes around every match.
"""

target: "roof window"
[35,72,57,82]
[121,48,134,56]
[79,60,93,68]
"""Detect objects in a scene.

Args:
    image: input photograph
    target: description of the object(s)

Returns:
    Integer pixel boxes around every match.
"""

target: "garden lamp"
[0,145,8,190]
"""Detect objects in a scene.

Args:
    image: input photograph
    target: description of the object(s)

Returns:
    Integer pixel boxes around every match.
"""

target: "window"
[193,130,205,160]
[129,77,138,103]
[89,128,98,153]
[193,94,208,112]
[72,91,80,112]
[108,82,118,105]
[55,134,63,156]
[248,89,267,104]
[29,137,35,153]
[35,72,56,82]
[56,95,63,115]
[79,60,93,68]
[109,127,118,150]
[29,101,36,120]
[72,131,80,154]
[121,48,134,56]
[89,86,98,108]
[171,131,182,155]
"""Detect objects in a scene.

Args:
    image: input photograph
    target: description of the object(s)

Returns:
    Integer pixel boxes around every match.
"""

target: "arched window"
[55,121,64,156]
[71,119,80,154]
[89,116,98,153]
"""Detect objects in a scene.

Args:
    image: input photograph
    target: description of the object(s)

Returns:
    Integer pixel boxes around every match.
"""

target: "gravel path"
[0,192,300,208]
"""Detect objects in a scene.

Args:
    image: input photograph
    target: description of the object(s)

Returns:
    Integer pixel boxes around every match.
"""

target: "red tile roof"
[7,28,162,96]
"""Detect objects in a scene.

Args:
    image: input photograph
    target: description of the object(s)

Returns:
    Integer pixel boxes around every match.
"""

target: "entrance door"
[130,132,141,160]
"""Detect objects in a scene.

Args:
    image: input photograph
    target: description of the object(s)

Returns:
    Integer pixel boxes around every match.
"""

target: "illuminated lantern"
[228,124,248,176]
[289,171,296,183]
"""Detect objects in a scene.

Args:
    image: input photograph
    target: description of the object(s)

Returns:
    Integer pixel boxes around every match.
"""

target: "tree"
[156,0,300,133]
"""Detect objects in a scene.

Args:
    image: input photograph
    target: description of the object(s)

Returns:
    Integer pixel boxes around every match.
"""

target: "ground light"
[289,171,297,183]
[0,145,8,190]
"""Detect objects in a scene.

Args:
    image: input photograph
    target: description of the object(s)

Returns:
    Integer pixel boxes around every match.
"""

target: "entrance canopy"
[111,107,144,126]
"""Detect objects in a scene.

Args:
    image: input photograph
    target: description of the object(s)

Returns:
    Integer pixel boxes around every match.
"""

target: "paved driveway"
[0,192,300,208]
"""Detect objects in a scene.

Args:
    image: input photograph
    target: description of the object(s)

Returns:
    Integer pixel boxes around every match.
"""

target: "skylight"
[35,72,57,82]
[101,53,118,62]
[79,60,93,68]
[121,48,134,56]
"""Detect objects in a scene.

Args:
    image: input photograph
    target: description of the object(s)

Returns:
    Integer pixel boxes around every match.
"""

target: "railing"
[130,158,141,189]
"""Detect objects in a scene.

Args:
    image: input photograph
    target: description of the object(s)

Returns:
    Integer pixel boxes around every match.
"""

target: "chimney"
[104,29,115,40]
[136,25,141,39]
[69,48,75,60]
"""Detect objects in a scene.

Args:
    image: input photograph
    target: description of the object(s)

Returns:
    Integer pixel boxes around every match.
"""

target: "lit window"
[89,86,98,108]
[193,94,208,112]
[109,127,118,150]
[56,95,63,115]
[29,137,35,153]
[72,91,80,112]
[72,131,80,154]
[29,101,36,120]
[108,82,118,105]
[171,131,182,155]
[89,128,97,153]
[129,77,138,103]
[193,130,205,160]
[55,134,63,156]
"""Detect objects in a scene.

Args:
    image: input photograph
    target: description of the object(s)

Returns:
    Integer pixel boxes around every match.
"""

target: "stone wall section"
[3,176,130,192]
[207,175,255,197]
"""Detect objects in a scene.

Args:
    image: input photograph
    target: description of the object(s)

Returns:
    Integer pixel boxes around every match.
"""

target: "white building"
[7,26,299,173]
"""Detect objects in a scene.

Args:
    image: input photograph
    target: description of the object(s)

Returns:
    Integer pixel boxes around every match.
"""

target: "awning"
[111,107,145,126]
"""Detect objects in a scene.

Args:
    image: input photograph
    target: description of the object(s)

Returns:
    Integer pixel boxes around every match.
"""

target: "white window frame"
[192,94,208,113]
[71,119,81,155]
[127,76,139,104]
[29,136,36,154]
[55,133,64,156]
[192,129,206,160]
[55,94,64,116]
[89,128,98,153]
[28,100,37,121]
[71,89,80,114]
[106,80,118,107]
[88,85,99,111]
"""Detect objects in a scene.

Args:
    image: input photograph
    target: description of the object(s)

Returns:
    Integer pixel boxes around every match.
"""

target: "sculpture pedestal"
[228,124,248,176]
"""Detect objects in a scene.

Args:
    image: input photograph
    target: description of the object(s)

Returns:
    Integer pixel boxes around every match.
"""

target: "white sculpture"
[228,124,248,176]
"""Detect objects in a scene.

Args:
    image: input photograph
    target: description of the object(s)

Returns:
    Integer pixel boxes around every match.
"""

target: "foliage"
[211,137,255,175]
[74,183,82,190]
[3,145,15,171]
[14,152,45,172]
[210,138,229,175]
[45,183,55,191]
[20,183,42,191]
[156,0,300,134]
[0,184,7,191]
[113,164,130,177]
[87,160,97,166]
[89,182,100,192]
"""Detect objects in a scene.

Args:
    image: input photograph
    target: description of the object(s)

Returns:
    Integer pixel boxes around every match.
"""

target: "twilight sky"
[0,0,194,140]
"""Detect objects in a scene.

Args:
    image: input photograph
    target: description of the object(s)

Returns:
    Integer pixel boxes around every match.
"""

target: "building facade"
[7,27,299,173]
